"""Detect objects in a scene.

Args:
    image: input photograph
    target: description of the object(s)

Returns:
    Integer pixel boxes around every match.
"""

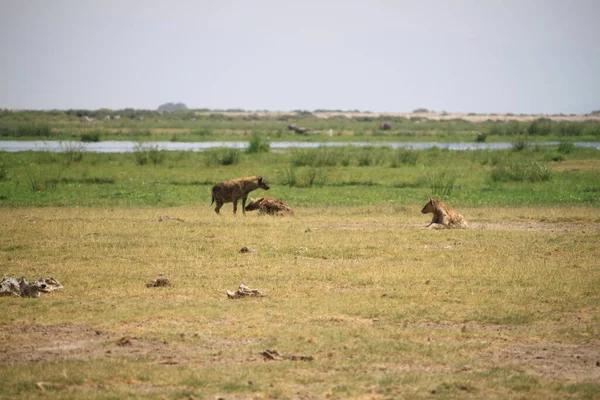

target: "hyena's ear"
[430,198,437,205]
[258,176,263,183]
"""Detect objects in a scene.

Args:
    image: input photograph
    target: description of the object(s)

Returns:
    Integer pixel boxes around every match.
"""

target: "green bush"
[81,132,101,142]
[527,118,552,136]
[475,132,488,142]
[247,133,270,154]
[558,142,575,154]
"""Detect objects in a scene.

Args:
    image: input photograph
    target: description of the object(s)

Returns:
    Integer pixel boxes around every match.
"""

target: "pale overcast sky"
[1,0,598,113]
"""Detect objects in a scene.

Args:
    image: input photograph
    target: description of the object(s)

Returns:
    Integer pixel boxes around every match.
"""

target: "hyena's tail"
[210,195,214,206]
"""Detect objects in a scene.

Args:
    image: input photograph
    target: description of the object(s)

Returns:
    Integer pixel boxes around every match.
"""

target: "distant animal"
[80,116,92,123]
[114,115,121,120]
[420,198,467,229]
[245,196,295,216]
[294,127,309,134]
[211,176,270,215]
[287,124,310,134]
[103,115,111,120]
[380,122,392,130]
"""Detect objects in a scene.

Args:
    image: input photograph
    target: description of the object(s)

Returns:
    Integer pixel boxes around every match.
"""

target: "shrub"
[558,142,575,154]
[527,118,552,136]
[475,132,488,142]
[81,132,101,142]
[512,139,528,151]
[247,133,270,154]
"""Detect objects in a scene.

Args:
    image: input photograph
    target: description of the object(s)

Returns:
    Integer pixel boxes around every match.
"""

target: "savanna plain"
[1,110,600,399]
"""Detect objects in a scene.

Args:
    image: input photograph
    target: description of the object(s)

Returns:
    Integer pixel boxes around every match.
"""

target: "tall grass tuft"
[390,149,419,167]
[204,148,241,166]
[558,142,575,154]
[247,133,270,154]
[133,143,166,165]
[491,161,553,182]
[424,167,460,197]
[61,142,87,165]
[25,165,61,192]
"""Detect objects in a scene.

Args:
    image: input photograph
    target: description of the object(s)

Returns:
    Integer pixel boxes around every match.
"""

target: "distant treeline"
[1,109,599,139]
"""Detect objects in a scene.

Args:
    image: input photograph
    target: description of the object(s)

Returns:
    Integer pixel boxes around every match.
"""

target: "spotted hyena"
[244,196,295,216]
[420,198,467,229]
[211,176,270,215]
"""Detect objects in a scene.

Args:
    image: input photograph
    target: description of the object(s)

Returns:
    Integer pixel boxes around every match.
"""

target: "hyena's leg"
[215,200,223,214]
[233,199,238,215]
[241,196,248,216]
[427,223,446,229]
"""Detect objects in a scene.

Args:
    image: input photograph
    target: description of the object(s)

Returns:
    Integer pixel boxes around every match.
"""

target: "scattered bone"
[158,216,185,222]
[261,349,314,361]
[238,246,256,253]
[226,283,264,299]
[146,278,171,288]
[0,276,63,298]
[36,382,65,392]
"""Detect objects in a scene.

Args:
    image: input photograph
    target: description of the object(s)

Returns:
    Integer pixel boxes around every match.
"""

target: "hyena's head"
[421,198,437,214]
[244,197,262,212]
[257,176,270,191]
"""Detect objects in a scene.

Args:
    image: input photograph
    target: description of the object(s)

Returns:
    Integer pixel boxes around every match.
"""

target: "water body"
[0,140,598,153]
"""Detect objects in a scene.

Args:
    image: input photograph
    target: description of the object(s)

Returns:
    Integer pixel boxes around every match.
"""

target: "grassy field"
[1,120,600,398]
[1,145,599,208]
[1,205,599,399]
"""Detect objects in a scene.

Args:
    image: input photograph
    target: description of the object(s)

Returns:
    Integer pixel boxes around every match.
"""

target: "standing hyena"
[244,196,295,216]
[211,176,270,215]
[420,198,467,229]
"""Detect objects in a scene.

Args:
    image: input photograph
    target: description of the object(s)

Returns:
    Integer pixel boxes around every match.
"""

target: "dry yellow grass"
[1,205,599,399]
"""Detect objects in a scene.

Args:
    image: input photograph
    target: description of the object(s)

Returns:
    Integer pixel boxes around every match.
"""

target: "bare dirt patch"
[468,221,600,233]
[491,342,600,381]
[326,220,600,233]
[0,324,254,366]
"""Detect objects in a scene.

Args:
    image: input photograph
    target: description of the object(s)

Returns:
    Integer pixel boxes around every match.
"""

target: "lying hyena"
[420,198,467,229]
[244,196,295,216]
[211,176,270,215]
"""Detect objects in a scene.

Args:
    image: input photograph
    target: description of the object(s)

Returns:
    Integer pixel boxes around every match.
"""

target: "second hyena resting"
[244,196,295,216]
[420,198,467,229]
[211,176,270,215]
